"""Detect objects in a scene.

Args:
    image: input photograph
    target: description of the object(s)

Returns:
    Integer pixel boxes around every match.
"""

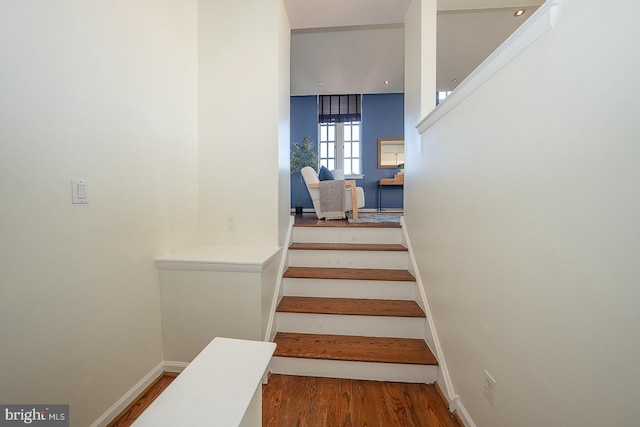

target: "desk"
[378,178,404,212]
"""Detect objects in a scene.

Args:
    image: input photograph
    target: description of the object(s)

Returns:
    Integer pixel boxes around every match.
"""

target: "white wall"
[404,0,437,355]
[436,7,542,91]
[404,0,422,162]
[199,0,290,247]
[404,0,437,202]
[278,0,293,245]
[408,0,640,425]
[159,270,263,362]
[0,2,199,426]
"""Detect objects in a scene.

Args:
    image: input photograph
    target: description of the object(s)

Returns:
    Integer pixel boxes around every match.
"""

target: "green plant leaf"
[290,136,318,173]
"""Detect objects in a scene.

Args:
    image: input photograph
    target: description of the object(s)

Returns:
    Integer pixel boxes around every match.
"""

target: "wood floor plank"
[353,379,390,426]
[276,296,425,318]
[383,381,422,426]
[273,332,438,365]
[427,382,464,427]
[289,242,408,251]
[262,374,463,427]
[107,372,178,427]
[111,372,462,427]
[283,266,416,282]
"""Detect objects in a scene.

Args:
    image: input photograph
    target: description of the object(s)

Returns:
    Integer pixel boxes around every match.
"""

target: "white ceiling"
[284,0,413,30]
[291,25,405,95]
[286,0,545,95]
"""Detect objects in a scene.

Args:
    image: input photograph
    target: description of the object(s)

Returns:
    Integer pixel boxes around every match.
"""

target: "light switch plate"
[72,179,89,204]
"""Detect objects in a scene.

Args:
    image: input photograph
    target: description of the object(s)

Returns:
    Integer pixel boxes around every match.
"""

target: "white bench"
[132,337,276,427]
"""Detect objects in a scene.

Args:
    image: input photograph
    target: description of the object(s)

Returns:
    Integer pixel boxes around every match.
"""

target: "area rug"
[347,212,402,224]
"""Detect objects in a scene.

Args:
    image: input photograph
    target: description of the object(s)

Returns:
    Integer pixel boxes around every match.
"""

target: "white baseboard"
[163,360,189,373]
[90,361,189,427]
[452,397,478,427]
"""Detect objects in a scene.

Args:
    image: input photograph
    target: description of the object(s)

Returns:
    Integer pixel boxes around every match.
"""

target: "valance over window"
[318,94,361,123]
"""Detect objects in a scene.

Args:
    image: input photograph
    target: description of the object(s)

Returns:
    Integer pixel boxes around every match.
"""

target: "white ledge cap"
[156,245,281,272]
[132,337,276,427]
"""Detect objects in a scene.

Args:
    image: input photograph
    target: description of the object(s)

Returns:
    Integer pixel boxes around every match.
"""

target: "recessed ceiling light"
[384,80,390,85]
[452,78,458,83]
[514,9,526,17]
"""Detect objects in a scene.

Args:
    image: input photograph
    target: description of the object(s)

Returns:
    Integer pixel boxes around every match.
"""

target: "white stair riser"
[269,357,438,383]
[292,227,401,244]
[288,250,408,269]
[283,278,416,300]
[277,313,425,339]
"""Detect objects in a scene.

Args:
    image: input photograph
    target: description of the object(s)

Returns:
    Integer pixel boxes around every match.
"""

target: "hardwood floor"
[109,373,461,427]
[293,212,401,228]
[262,374,462,427]
[107,372,178,427]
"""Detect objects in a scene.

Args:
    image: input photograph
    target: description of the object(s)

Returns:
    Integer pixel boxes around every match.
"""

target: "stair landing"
[293,214,401,228]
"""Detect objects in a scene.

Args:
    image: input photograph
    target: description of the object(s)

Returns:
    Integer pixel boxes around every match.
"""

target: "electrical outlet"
[484,370,497,406]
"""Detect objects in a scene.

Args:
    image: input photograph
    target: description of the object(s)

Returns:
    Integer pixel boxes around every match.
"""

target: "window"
[319,121,361,175]
[436,91,452,105]
[319,122,336,171]
[318,95,362,177]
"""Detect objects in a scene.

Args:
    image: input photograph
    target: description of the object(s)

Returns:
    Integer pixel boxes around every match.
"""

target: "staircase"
[269,221,438,383]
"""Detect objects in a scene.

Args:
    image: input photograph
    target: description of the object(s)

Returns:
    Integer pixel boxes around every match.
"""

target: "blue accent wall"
[290,93,404,210]
[361,93,404,209]
[290,96,317,209]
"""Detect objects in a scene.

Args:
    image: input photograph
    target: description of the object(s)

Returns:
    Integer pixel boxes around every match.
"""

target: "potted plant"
[290,136,318,215]
[395,163,405,181]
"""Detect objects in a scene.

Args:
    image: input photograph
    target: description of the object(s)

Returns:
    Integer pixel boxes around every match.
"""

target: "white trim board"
[155,245,281,273]
[163,361,189,373]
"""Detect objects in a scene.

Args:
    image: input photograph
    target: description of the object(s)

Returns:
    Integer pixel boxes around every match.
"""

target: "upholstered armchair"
[300,166,365,220]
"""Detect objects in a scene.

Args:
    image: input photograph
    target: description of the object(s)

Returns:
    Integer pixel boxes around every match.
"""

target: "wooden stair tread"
[273,332,438,365]
[293,222,401,228]
[284,267,415,282]
[277,296,425,318]
[289,242,407,251]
